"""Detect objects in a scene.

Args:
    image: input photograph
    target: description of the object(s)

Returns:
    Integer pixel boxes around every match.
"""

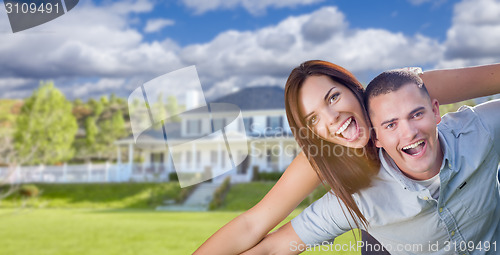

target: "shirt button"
[451,231,455,236]
[439,208,443,213]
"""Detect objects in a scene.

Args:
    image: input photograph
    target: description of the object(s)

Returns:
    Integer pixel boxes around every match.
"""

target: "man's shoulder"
[438,105,485,136]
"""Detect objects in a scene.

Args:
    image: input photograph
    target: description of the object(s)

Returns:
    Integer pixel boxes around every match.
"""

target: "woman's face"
[298,75,370,148]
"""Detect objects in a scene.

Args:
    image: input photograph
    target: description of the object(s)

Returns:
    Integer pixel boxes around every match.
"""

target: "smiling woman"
[284,61,380,228]
[298,75,368,148]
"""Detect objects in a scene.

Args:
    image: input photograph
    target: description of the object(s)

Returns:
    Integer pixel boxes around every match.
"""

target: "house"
[115,86,300,184]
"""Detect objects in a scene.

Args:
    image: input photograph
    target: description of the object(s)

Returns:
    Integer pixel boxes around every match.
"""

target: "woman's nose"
[324,107,340,127]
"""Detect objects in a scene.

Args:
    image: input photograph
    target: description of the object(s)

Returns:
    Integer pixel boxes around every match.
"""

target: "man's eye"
[413,112,423,118]
[328,92,340,104]
[385,123,395,129]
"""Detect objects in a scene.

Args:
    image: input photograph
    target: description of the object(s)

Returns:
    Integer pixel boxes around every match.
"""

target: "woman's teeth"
[335,117,352,135]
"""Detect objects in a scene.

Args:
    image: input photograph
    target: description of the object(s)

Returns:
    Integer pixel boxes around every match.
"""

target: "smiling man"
[243,70,500,255]
[367,73,443,181]
[361,70,500,254]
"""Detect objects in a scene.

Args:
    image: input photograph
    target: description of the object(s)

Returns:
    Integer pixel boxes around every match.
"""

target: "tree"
[94,109,127,160]
[85,116,98,147]
[152,93,167,128]
[0,129,20,199]
[14,81,78,165]
[166,95,182,122]
[110,109,126,138]
[87,98,103,118]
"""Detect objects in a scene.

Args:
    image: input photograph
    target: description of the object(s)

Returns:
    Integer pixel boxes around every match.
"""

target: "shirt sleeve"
[473,99,500,156]
[290,191,355,246]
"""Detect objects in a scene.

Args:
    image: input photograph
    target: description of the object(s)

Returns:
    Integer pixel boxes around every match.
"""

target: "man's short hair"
[364,69,430,114]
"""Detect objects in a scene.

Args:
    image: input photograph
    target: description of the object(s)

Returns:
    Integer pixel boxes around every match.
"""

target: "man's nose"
[400,121,418,140]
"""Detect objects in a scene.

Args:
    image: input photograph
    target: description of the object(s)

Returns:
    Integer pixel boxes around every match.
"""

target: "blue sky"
[0,0,499,100]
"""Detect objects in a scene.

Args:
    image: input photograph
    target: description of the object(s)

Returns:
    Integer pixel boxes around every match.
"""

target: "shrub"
[19,184,40,198]
[254,171,283,181]
[209,177,231,210]
[168,172,179,182]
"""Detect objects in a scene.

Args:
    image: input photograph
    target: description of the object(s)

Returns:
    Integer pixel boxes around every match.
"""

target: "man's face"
[369,83,443,180]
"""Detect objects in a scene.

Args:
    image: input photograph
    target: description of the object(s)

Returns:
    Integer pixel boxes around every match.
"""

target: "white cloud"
[181,0,323,15]
[144,18,175,33]
[407,0,447,7]
[440,0,500,67]
[0,78,33,90]
[180,6,443,97]
[0,0,182,81]
[108,0,154,14]
[67,78,127,98]
[6,0,495,101]
[408,0,433,5]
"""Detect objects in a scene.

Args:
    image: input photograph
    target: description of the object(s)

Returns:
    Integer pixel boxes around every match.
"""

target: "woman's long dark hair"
[285,60,379,229]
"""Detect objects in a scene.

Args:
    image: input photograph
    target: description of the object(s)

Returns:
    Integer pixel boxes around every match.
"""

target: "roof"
[134,122,182,143]
[209,86,285,111]
[119,86,288,143]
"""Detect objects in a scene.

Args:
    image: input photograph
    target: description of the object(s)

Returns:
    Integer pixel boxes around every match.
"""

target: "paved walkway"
[156,182,222,211]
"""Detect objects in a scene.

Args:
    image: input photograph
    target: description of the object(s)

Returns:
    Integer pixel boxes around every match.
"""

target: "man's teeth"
[402,140,424,150]
[335,118,352,135]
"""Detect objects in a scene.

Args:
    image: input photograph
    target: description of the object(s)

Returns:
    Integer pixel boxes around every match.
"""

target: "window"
[211,151,218,165]
[186,119,202,135]
[213,118,226,131]
[242,117,253,133]
[267,116,282,132]
[150,152,164,163]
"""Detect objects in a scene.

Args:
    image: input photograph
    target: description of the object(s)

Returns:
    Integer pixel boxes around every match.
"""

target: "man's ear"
[372,130,382,148]
[431,99,441,124]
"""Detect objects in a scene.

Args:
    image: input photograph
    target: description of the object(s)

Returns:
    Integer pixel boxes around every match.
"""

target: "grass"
[0,182,358,254]
[217,182,329,211]
[0,208,360,255]
[0,182,192,209]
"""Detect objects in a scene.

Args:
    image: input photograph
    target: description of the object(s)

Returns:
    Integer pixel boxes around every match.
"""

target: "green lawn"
[0,182,358,254]
[218,182,329,211]
[0,183,192,209]
[0,208,360,255]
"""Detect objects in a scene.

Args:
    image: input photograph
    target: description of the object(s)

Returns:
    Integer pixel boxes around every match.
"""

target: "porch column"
[192,142,197,171]
[217,142,222,180]
[249,141,256,181]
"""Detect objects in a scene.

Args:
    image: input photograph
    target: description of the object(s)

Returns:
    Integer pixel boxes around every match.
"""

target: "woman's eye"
[328,92,340,104]
[386,123,395,129]
[309,116,318,126]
